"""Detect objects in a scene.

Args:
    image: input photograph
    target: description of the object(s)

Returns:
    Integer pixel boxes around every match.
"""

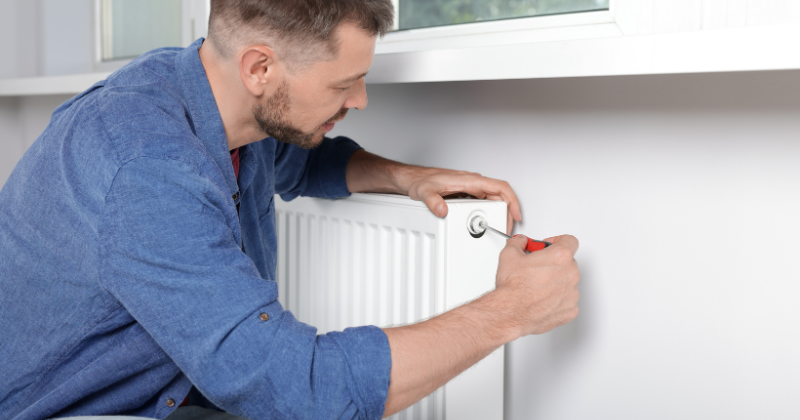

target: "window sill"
[0,72,112,97]
[1,22,799,97]
[377,11,618,54]
[368,22,800,84]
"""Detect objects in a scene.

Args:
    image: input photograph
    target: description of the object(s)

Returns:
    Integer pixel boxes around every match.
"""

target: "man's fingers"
[544,235,580,256]
[485,185,521,222]
[466,177,521,232]
[487,195,518,234]
[504,234,530,253]
[412,173,522,228]
[502,187,522,223]
[422,193,448,218]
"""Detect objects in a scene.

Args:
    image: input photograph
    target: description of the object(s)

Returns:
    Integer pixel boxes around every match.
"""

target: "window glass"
[396,0,610,30]
[101,0,182,61]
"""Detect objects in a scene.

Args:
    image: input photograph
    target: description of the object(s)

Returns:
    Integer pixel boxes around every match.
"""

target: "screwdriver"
[476,219,552,253]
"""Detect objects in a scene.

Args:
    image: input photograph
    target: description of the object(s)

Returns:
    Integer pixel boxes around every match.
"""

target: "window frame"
[92,0,210,73]
[377,8,618,54]
[369,0,800,83]
[90,0,618,71]
[81,0,800,84]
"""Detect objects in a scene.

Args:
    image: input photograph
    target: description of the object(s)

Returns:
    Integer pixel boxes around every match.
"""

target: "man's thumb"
[506,234,529,252]
[423,193,448,218]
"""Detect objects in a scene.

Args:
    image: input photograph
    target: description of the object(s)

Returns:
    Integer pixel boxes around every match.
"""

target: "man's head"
[203,0,394,149]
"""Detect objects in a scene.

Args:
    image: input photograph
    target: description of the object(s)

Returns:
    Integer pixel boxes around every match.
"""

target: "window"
[100,0,183,62]
[394,0,609,31]
[377,0,616,56]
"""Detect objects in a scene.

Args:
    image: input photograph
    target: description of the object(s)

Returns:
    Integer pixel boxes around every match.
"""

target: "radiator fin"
[276,209,443,419]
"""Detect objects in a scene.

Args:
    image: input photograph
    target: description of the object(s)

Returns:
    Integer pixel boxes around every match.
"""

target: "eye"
[338,85,353,91]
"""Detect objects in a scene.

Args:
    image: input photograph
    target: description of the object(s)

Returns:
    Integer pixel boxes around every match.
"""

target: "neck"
[198,41,265,150]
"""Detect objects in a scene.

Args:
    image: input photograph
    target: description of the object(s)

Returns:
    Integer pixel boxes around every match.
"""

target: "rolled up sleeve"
[99,156,390,420]
[274,136,362,201]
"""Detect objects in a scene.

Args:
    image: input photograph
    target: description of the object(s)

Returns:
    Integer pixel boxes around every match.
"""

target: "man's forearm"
[382,289,519,417]
[345,149,427,195]
[345,149,523,231]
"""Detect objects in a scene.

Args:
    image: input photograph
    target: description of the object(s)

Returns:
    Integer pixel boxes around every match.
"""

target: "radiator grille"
[274,193,507,420]
[276,211,445,420]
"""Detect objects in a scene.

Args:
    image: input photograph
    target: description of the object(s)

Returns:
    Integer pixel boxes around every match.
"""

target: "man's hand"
[494,234,581,337]
[382,234,580,416]
[346,150,522,233]
[404,167,522,234]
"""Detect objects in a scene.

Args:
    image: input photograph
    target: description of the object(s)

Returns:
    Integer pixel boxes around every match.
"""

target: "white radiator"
[274,193,507,420]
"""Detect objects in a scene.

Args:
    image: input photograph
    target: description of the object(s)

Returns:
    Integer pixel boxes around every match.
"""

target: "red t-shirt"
[231,148,240,180]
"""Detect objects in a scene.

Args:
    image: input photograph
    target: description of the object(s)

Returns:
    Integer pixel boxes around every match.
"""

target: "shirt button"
[166,398,176,407]
[232,192,239,201]
[259,313,270,321]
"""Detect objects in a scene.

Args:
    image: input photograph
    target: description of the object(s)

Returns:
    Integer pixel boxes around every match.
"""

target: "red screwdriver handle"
[514,235,552,253]
[526,238,550,253]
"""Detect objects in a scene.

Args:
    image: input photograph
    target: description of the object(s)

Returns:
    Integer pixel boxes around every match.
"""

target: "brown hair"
[208,0,394,66]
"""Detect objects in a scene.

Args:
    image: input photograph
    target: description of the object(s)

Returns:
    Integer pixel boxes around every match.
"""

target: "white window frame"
[5,0,799,97]
[378,2,617,55]
[369,0,800,83]
[92,0,210,73]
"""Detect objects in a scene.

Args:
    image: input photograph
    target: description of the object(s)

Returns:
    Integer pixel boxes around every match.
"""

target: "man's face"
[254,23,375,149]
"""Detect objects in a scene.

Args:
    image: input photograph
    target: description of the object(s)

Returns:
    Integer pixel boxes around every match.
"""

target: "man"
[0,0,580,419]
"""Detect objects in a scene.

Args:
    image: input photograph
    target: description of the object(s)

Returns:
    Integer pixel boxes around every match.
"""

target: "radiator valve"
[467,212,487,238]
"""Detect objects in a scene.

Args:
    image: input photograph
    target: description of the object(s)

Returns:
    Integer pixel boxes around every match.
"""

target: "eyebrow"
[334,71,369,86]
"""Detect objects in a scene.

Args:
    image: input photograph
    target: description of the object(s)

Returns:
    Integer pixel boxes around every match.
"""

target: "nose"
[344,78,368,111]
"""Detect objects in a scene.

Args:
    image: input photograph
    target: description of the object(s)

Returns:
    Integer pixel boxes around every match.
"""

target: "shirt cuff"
[321,325,392,419]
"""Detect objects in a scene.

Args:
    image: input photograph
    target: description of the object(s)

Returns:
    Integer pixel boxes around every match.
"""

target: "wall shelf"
[0,72,111,97]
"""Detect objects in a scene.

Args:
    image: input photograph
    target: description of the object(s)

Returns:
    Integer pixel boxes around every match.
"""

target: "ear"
[239,45,281,98]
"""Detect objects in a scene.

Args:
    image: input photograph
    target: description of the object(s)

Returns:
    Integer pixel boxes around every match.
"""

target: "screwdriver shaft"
[478,220,552,253]
[479,221,510,239]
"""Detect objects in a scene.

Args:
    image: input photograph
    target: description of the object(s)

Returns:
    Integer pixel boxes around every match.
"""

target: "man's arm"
[346,150,522,234]
[102,156,391,419]
[344,149,580,417]
[381,234,580,416]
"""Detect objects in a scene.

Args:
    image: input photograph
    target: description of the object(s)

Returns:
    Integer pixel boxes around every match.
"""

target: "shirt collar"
[175,38,239,197]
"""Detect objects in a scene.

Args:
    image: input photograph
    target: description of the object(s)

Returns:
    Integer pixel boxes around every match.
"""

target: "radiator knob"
[467,212,487,238]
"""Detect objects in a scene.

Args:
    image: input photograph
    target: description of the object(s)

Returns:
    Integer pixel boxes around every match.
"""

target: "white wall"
[41,0,94,76]
[0,0,95,79]
[614,0,800,35]
[0,0,41,79]
[0,97,22,183]
[1,70,799,420]
[328,71,800,419]
[0,0,93,185]
[0,95,72,184]
[1,2,799,416]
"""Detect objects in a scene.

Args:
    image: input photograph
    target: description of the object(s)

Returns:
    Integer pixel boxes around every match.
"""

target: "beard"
[253,80,349,150]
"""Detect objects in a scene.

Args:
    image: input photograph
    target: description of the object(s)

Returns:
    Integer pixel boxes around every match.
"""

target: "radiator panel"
[275,193,506,420]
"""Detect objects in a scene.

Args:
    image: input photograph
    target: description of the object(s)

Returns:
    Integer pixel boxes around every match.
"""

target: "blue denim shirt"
[0,39,391,420]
